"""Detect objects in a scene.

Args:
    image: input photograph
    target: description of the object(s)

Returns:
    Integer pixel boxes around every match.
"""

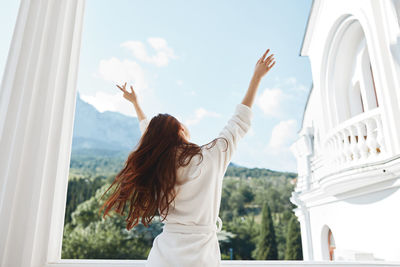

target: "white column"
[0,0,85,266]
[291,193,314,261]
[368,0,400,155]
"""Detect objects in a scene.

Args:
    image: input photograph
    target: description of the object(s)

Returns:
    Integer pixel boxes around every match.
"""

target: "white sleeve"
[205,103,253,173]
[139,117,150,135]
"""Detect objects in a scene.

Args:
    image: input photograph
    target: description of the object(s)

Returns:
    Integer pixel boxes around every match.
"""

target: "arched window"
[321,225,336,260]
[357,41,378,111]
[328,229,336,261]
[370,63,379,107]
[348,81,364,117]
[326,18,379,127]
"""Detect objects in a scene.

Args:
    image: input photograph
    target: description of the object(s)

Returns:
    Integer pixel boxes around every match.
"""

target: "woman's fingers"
[116,82,133,93]
[130,85,135,94]
[268,60,276,69]
[260,49,270,61]
[265,55,275,67]
[116,84,126,92]
[265,54,274,63]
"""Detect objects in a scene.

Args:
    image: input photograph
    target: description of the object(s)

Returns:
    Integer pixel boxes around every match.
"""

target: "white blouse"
[140,103,253,267]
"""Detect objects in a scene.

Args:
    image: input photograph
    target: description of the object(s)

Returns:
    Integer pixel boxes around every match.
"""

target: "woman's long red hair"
[99,113,228,230]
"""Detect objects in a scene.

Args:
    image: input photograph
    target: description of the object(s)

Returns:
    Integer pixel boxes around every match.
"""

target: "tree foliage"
[284,216,303,260]
[62,183,163,259]
[62,151,302,260]
[253,203,278,260]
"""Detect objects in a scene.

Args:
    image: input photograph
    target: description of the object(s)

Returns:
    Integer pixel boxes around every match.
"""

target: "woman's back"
[106,49,275,267]
[145,103,253,267]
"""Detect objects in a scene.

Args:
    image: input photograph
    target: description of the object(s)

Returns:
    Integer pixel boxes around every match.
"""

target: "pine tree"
[253,202,278,259]
[284,216,303,260]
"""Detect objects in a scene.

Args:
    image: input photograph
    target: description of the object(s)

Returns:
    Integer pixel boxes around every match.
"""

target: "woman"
[99,49,275,266]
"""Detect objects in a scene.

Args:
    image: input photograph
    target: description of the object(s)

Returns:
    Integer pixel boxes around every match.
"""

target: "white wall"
[309,186,400,261]
[293,0,400,262]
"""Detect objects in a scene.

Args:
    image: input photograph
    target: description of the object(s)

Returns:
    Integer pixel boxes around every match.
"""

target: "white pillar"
[367,0,400,156]
[0,0,85,266]
[292,193,314,261]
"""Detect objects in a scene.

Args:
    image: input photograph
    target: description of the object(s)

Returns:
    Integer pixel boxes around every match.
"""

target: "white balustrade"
[316,108,385,176]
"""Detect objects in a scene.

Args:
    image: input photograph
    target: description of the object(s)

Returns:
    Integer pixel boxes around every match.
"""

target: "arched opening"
[348,81,364,117]
[328,229,336,260]
[325,17,379,127]
[357,41,379,110]
[321,225,336,260]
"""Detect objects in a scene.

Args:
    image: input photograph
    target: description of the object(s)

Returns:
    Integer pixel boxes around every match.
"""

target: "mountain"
[71,93,242,167]
[71,92,141,152]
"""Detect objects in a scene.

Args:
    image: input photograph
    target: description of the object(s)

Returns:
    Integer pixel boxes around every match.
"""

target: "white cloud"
[286,77,308,92]
[257,88,286,117]
[185,107,222,126]
[268,119,298,149]
[98,57,147,92]
[277,76,308,92]
[121,37,176,67]
[80,91,136,117]
[286,77,297,85]
[256,77,309,118]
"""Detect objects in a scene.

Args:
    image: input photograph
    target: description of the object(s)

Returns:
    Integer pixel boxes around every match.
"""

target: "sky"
[0,0,313,172]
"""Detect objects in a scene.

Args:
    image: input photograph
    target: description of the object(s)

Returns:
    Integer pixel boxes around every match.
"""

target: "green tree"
[253,202,278,260]
[63,152,299,260]
[220,215,258,260]
[284,216,303,260]
[238,183,255,203]
[230,191,246,216]
[64,175,107,223]
[62,183,163,259]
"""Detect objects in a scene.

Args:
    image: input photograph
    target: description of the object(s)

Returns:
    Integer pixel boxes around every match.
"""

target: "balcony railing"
[304,108,387,187]
[324,108,385,167]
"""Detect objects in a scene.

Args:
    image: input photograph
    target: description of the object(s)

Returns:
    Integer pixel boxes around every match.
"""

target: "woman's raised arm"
[117,82,149,135]
[116,82,146,121]
[204,49,276,175]
[241,49,275,108]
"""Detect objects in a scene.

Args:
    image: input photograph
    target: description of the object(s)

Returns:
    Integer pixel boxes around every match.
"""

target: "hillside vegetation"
[62,150,302,260]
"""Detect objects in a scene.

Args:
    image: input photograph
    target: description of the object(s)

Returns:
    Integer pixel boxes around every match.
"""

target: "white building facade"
[291,0,400,262]
[1,0,399,266]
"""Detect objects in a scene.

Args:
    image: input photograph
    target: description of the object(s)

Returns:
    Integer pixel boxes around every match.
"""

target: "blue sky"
[1,0,313,172]
[0,1,20,79]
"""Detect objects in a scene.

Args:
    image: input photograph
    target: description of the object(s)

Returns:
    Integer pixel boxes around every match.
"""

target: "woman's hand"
[116,82,146,121]
[253,49,275,79]
[241,49,275,108]
[116,82,137,104]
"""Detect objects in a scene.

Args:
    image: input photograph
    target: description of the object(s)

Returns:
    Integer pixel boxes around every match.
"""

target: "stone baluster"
[365,118,378,156]
[343,129,352,163]
[375,115,385,154]
[349,126,359,161]
[356,122,368,160]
